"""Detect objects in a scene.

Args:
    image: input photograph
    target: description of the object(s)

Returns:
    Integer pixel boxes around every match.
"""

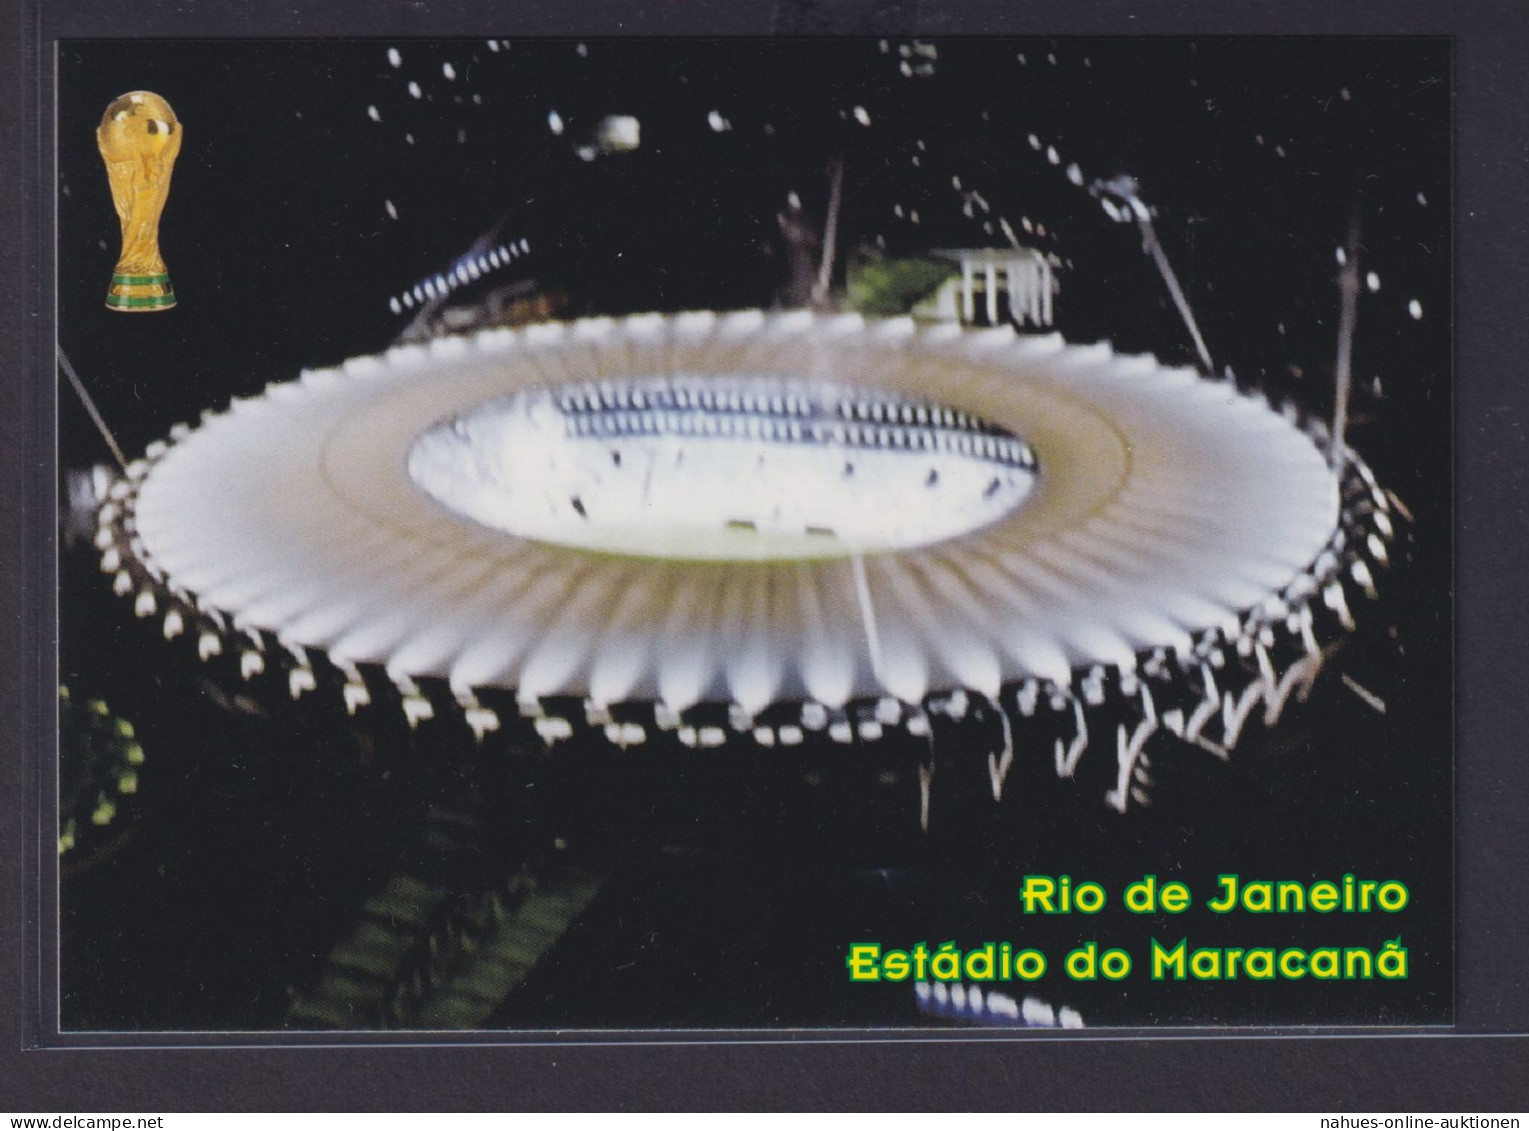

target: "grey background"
[5,0,1528,1111]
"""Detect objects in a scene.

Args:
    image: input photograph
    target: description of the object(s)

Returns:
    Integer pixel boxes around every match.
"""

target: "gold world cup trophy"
[97,91,181,312]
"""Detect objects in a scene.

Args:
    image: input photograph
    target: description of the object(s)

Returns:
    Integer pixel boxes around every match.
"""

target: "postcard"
[54,36,1451,1035]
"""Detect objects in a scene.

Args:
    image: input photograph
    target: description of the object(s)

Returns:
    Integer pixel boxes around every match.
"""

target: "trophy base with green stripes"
[105,271,175,312]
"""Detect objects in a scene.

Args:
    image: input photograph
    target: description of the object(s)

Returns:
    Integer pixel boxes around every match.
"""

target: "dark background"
[52,37,1453,1034]
[56,37,1451,456]
[8,0,1526,1111]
